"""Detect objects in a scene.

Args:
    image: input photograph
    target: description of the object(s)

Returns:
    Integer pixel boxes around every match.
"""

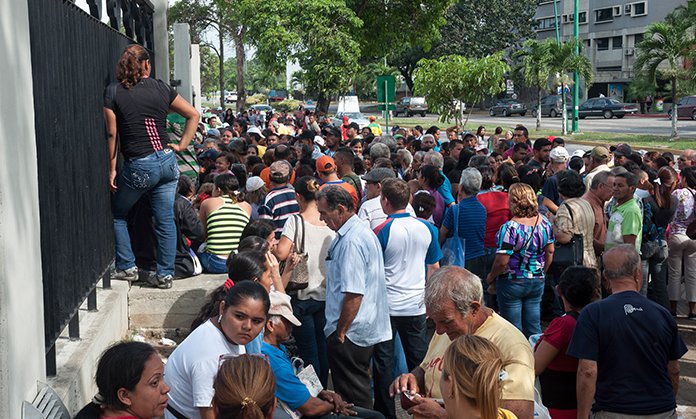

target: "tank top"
[206,197,250,256]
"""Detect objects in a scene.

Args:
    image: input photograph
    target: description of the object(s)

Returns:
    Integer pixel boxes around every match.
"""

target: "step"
[128,273,226,334]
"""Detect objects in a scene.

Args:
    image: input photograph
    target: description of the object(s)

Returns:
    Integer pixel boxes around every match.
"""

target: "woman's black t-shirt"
[104,77,178,159]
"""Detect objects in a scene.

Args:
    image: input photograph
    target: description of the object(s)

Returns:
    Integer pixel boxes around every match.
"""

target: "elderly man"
[569,245,687,419]
[423,151,455,207]
[317,186,392,409]
[389,267,535,419]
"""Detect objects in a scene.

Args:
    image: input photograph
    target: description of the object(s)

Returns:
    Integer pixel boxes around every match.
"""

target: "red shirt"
[536,314,578,372]
[476,190,511,248]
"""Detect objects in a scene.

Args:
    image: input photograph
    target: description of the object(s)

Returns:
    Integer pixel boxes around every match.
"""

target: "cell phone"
[400,391,421,410]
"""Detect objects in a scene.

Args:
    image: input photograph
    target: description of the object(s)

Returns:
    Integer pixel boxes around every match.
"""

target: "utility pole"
[572,0,580,133]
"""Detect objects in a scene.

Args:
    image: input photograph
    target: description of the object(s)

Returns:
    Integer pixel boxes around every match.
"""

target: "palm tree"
[634,11,696,139]
[547,38,593,135]
[513,39,553,131]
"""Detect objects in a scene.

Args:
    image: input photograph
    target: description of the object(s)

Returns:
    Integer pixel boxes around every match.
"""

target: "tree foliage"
[413,53,509,126]
[390,0,537,92]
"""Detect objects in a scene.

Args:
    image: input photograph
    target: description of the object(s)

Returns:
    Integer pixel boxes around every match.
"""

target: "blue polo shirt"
[261,342,311,410]
[442,196,486,260]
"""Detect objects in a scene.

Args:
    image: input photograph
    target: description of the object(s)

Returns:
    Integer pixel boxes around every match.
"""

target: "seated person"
[74,341,169,419]
[261,293,385,419]
[213,354,277,419]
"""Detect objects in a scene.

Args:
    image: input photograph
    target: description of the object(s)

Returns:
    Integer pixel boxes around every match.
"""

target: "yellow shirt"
[419,313,535,401]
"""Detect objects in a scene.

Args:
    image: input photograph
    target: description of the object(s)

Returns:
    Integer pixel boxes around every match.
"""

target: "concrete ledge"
[129,274,226,334]
[47,280,129,415]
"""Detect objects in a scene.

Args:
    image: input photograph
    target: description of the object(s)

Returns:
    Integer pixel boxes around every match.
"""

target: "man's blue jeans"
[112,150,179,277]
[291,297,329,387]
[497,277,544,337]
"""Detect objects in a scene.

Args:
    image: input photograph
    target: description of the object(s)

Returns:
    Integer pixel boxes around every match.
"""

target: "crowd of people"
[87,45,689,419]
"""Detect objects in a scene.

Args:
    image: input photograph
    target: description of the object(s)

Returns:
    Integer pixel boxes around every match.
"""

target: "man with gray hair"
[317,186,391,409]
[569,245,687,419]
[389,266,535,419]
[423,151,455,207]
[439,168,487,278]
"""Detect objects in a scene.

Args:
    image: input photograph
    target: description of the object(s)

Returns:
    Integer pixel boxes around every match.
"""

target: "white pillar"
[0,0,47,417]
[190,44,202,112]
[152,0,170,81]
[173,23,192,103]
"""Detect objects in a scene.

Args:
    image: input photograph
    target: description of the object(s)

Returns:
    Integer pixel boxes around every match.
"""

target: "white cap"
[550,147,570,163]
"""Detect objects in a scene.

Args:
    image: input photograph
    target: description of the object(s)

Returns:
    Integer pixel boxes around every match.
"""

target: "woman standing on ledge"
[104,44,199,289]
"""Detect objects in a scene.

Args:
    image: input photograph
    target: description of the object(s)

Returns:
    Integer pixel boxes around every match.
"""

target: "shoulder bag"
[441,205,466,267]
[286,214,310,291]
[552,202,584,268]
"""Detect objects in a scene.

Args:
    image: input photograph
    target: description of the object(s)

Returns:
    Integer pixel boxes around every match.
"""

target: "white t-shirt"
[357,196,415,229]
[164,320,245,419]
[281,215,335,301]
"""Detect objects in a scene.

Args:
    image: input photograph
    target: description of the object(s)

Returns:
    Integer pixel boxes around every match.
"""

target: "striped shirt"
[206,197,250,256]
[258,185,300,239]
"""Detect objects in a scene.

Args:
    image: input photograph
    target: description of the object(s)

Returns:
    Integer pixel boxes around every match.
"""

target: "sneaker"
[111,267,138,282]
[147,274,173,289]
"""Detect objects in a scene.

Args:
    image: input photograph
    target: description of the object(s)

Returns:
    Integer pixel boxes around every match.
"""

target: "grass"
[386,116,696,152]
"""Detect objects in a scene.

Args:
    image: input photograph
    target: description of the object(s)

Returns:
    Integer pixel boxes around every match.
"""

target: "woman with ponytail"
[105,44,199,289]
[440,335,517,419]
[213,355,276,419]
[199,173,252,273]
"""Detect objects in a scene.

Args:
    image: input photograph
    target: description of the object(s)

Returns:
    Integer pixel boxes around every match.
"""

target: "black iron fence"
[27,0,155,375]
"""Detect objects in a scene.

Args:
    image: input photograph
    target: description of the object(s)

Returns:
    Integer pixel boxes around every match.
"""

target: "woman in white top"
[275,176,336,387]
[163,281,270,419]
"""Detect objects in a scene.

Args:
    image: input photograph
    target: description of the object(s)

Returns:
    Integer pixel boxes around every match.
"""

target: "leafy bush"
[245,93,267,106]
[274,99,302,113]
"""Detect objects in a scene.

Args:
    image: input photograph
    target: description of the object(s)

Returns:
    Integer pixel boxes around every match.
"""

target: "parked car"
[489,99,527,117]
[250,104,274,115]
[531,94,571,118]
[577,98,638,119]
[394,97,428,117]
[668,95,696,120]
[332,111,370,129]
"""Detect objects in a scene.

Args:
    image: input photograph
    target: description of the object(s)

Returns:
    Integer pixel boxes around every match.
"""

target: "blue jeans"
[199,251,228,274]
[497,277,544,337]
[291,297,329,387]
[112,150,179,277]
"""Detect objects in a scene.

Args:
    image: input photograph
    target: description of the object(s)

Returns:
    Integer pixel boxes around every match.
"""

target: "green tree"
[513,39,553,131]
[390,0,538,92]
[547,38,593,135]
[413,53,509,126]
[635,9,696,138]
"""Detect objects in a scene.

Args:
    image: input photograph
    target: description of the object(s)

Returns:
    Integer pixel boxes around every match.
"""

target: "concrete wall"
[0,0,47,416]
[173,23,192,103]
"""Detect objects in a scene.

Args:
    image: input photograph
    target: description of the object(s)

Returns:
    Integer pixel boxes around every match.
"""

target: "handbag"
[286,214,310,292]
[441,205,466,267]
[552,202,584,267]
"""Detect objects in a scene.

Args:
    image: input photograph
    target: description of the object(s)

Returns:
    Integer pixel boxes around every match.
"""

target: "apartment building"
[535,0,686,101]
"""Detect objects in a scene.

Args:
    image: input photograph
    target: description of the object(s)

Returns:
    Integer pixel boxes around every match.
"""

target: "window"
[579,11,588,24]
[595,7,614,22]
[612,36,623,50]
[597,38,610,51]
[634,33,644,45]
[537,17,557,31]
[632,2,646,16]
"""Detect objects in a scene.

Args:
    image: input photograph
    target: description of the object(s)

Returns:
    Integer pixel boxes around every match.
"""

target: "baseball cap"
[269,160,291,178]
[316,155,336,173]
[247,126,266,138]
[549,147,570,163]
[612,144,632,157]
[363,167,396,183]
[589,146,610,160]
[199,149,220,160]
[269,292,301,326]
